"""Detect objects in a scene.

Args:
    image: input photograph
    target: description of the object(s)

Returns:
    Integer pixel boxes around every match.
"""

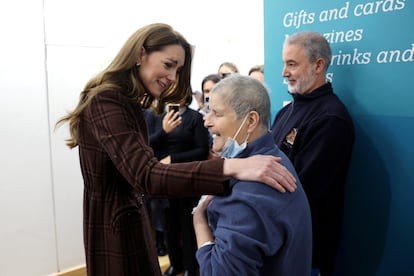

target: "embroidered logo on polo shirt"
[286,128,297,146]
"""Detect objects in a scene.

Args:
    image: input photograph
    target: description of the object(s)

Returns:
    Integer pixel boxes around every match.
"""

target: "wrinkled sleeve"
[87,91,229,197]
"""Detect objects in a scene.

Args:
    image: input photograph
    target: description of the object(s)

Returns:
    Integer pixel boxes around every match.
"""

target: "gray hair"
[284,31,332,71]
[210,74,270,132]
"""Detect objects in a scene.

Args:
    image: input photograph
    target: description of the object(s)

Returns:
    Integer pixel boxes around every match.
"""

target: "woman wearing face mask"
[193,74,312,276]
[56,23,297,276]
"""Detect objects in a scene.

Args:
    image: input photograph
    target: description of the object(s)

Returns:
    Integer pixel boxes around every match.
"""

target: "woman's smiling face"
[138,44,185,98]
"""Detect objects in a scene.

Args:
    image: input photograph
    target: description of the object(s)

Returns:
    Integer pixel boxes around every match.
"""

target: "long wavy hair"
[56,23,193,148]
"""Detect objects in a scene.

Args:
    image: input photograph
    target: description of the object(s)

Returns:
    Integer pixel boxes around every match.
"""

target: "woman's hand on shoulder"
[223,155,297,193]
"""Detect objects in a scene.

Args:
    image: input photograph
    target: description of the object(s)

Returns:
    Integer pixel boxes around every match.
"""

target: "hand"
[192,195,212,217]
[163,110,181,133]
[192,195,215,248]
[223,155,297,193]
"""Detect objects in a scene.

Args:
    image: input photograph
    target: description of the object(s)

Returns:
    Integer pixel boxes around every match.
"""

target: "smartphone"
[167,103,180,113]
[204,97,209,112]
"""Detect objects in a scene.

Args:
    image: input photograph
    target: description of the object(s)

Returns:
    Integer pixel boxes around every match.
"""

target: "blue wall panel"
[264,1,414,275]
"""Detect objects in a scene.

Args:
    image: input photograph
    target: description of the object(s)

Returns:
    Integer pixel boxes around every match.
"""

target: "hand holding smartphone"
[167,103,180,113]
[164,104,181,133]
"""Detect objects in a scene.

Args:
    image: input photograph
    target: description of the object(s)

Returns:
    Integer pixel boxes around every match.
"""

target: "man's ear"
[315,58,325,73]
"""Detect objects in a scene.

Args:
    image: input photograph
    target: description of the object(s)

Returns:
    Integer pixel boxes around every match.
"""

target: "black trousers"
[165,197,199,274]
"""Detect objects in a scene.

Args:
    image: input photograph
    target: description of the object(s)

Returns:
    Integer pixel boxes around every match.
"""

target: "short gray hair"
[210,74,270,132]
[284,31,332,71]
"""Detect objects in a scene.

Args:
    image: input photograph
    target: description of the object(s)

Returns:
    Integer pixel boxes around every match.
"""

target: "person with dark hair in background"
[271,31,355,276]
[56,23,297,275]
[193,74,312,276]
[143,105,172,258]
[145,95,209,276]
[199,73,222,115]
[199,73,222,155]
[217,61,239,79]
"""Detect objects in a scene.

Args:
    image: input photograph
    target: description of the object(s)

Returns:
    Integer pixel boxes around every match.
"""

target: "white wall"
[0,0,264,275]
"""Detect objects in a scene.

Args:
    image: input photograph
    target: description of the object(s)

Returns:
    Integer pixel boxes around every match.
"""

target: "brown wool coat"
[78,90,229,276]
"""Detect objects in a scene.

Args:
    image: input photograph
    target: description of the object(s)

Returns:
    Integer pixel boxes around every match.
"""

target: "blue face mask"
[219,115,250,159]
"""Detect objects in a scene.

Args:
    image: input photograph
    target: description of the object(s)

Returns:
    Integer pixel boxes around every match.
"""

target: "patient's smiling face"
[203,93,246,154]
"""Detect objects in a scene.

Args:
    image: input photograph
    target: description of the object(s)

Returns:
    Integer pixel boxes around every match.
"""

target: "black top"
[144,107,210,163]
[271,82,355,269]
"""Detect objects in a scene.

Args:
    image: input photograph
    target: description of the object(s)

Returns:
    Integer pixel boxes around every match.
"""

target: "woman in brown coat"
[56,23,296,276]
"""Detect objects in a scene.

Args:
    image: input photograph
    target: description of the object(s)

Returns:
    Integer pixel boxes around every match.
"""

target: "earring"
[136,63,141,67]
